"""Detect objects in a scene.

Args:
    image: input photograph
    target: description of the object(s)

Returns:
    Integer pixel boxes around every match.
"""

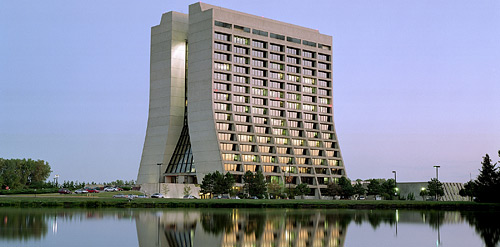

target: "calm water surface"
[0,207,498,247]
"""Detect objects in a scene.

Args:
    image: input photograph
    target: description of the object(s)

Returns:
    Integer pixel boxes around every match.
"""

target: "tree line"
[0,158,52,189]
[460,151,500,203]
[200,170,313,199]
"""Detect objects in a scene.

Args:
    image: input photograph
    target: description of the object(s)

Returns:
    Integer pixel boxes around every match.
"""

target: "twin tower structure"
[137,2,346,197]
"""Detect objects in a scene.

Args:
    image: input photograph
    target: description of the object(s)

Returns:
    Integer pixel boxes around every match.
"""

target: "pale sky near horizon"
[1,0,499,184]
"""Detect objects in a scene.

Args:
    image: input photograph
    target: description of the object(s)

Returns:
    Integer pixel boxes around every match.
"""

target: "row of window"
[214,21,332,50]
[220,154,342,165]
[214,95,332,112]
[214,85,332,98]
[221,153,340,164]
[220,144,339,155]
[223,164,343,175]
[217,132,335,142]
[216,62,331,78]
[215,114,335,130]
[214,113,333,128]
[215,75,332,93]
[215,110,333,125]
[214,51,331,69]
[216,121,333,132]
[245,78,330,88]
[214,37,332,62]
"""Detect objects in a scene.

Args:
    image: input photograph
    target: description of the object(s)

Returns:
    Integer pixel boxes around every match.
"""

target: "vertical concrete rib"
[137,12,189,184]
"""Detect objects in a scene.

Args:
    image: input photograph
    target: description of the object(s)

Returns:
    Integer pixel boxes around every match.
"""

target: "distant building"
[137,2,346,197]
[398,182,468,201]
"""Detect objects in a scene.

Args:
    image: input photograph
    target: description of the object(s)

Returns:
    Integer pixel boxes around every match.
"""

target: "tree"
[0,158,52,189]
[427,178,444,200]
[475,154,499,202]
[459,180,476,201]
[353,182,366,196]
[326,182,342,197]
[200,173,215,197]
[243,170,267,198]
[367,179,383,196]
[201,171,235,197]
[212,171,226,195]
[267,179,282,199]
[338,177,354,199]
[381,179,396,200]
[294,183,310,196]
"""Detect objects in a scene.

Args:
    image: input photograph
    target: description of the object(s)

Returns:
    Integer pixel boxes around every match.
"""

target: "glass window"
[233,46,248,55]
[234,25,250,33]
[269,44,283,52]
[214,21,232,29]
[270,33,285,40]
[302,40,316,47]
[234,36,249,45]
[252,29,268,37]
[214,42,230,51]
[252,40,266,48]
[286,36,301,44]
[214,52,230,61]
[214,32,230,41]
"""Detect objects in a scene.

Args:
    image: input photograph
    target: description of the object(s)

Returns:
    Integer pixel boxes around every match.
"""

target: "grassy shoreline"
[0,195,498,210]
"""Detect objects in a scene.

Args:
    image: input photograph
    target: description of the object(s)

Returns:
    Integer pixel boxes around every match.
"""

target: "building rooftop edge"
[192,2,328,37]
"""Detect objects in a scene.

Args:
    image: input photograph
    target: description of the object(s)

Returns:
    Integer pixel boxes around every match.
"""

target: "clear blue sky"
[1,0,499,183]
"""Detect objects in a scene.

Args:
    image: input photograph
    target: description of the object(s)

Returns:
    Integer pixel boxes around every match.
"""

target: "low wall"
[139,183,201,198]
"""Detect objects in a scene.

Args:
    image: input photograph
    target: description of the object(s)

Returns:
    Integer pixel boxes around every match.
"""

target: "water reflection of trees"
[200,211,233,235]
[461,211,500,247]
[0,208,136,241]
[195,209,499,247]
[0,209,48,240]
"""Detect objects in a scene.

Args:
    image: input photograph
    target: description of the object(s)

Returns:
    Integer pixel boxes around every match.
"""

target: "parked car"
[74,189,88,194]
[87,189,100,193]
[112,194,126,198]
[151,193,164,198]
[126,194,138,199]
[137,194,147,198]
[58,188,72,194]
[183,195,197,199]
[358,196,366,200]
[104,187,118,192]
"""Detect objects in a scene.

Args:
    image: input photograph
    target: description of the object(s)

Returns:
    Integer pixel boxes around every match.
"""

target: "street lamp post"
[392,171,397,196]
[433,165,440,201]
[157,163,163,194]
[433,165,440,181]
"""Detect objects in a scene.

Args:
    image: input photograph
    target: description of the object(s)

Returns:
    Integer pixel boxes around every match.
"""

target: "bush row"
[0,188,59,195]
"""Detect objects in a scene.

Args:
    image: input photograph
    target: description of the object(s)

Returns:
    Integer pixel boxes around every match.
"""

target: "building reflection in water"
[135,209,349,247]
[1,208,498,247]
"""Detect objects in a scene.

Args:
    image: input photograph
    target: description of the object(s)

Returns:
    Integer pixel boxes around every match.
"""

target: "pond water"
[0,207,498,247]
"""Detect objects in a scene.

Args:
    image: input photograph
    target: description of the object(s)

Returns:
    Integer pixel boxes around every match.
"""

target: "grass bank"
[0,196,497,210]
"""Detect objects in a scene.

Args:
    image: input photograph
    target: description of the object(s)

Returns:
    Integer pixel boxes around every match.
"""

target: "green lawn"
[8,191,144,198]
[0,196,497,210]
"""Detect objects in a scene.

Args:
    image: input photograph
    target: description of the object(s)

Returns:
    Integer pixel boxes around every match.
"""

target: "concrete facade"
[137,12,188,184]
[138,2,346,198]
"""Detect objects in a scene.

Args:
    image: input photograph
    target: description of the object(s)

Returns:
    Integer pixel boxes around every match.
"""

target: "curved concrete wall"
[137,12,188,184]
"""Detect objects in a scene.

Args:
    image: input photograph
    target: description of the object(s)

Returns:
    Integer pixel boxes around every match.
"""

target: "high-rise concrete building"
[137,2,346,197]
